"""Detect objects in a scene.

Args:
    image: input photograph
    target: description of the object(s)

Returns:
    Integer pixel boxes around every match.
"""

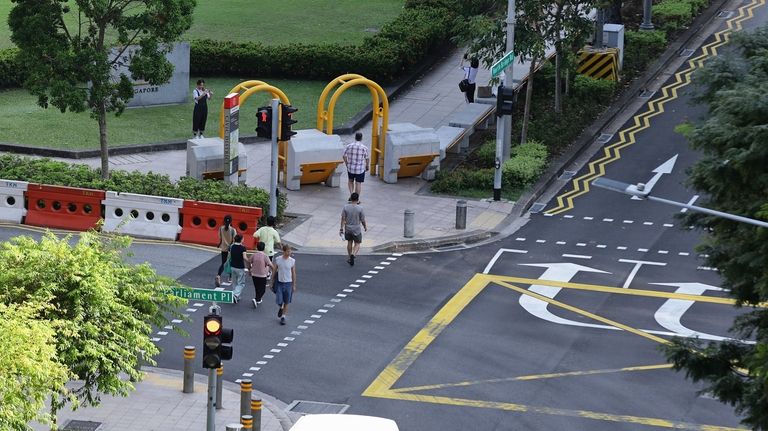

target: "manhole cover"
[679,48,695,58]
[61,420,102,431]
[287,400,349,415]
[529,203,546,213]
[638,89,656,99]
[717,10,734,18]
[595,133,614,144]
[558,170,577,180]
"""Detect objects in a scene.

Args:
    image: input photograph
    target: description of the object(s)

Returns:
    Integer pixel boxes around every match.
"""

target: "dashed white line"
[664,223,674,228]
[336,294,347,298]
[516,237,526,241]
[623,220,634,224]
[318,309,328,313]
[638,248,649,252]
[544,213,554,216]
[596,245,607,249]
[330,298,342,303]
[323,303,335,308]
[157,331,168,336]
[380,262,391,265]
[193,303,204,307]
[263,355,274,359]
[311,315,322,319]
[536,239,546,243]
[243,373,254,377]
[185,308,197,312]
[576,243,587,247]
[284,337,295,341]
[297,325,308,330]
[386,257,397,261]
[374,266,385,270]
[658,250,669,254]
[256,361,267,365]
[678,252,690,256]
[583,216,594,220]
[151,337,161,342]
[349,284,360,288]
[617,246,627,250]
[172,319,183,324]
[643,222,654,226]
[163,325,173,329]
[564,215,574,219]
[277,343,288,347]
[556,241,566,245]
[250,367,261,371]
[368,270,379,274]
[270,349,281,353]
[362,275,373,279]
[603,218,614,222]
[563,254,592,259]
[355,279,366,283]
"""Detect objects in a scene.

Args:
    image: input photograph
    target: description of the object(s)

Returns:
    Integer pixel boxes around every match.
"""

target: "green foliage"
[572,75,617,104]
[0,48,22,89]
[0,154,285,218]
[673,122,695,138]
[431,167,495,194]
[475,139,497,167]
[0,231,188,420]
[503,141,548,187]
[653,0,694,32]
[0,303,70,430]
[664,25,768,430]
[623,30,667,77]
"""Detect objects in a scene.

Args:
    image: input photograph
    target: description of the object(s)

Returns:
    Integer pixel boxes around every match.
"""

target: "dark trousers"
[465,83,476,103]
[252,276,267,301]
[217,251,229,276]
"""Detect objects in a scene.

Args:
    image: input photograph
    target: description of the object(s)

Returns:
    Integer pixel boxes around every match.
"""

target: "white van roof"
[289,414,399,431]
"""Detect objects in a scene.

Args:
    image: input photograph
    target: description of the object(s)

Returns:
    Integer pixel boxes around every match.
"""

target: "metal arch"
[316,74,366,131]
[218,80,287,138]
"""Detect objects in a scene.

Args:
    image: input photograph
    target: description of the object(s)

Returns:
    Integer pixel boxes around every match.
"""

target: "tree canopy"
[663,25,768,430]
[8,0,196,179]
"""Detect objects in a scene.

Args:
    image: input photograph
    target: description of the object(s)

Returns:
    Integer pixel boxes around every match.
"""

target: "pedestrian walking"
[274,244,297,325]
[340,192,367,266]
[343,132,370,196]
[229,234,248,303]
[253,216,282,260]
[460,55,479,103]
[216,215,236,287]
[248,241,275,308]
[192,79,212,138]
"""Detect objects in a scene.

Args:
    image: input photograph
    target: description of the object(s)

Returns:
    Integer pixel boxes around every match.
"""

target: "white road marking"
[337,294,347,298]
[362,275,373,279]
[304,320,315,324]
[164,325,173,330]
[284,337,295,341]
[623,220,634,224]
[375,266,385,270]
[311,315,322,319]
[651,282,735,342]
[343,289,354,293]
[386,257,397,261]
[297,326,308,330]
[257,361,267,365]
[617,246,627,250]
[270,349,281,353]
[277,343,288,347]
[368,270,379,274]
[680,195,700,213]
[664,223,674,228]
[638,248,649,252]
[243,373,254,377]
[318,309,328,313]
[643,222,654,226]
[562,254,592,259]
[556,241,566,245]
[380,262,391,265]
[536,239,546,243]
[263,355,274,359]
[172,319,183,323]
[516,237,526,241]
[330,298,342,303]
[185,308,197,312]
[658,250,669,254]
[583,216,594,220]
[564,215,574,219]
[697,266,718,271]
[151,337,161,342]
[596,244,607,249]
[576,243,587,247]
[544,213,554,216]
[250,367,261,371]
[618,259,667,288]
[350,284,360,288]
[355,279,366,283]
[678,252,690,256]
[392,253,403,257]
[602,218,614,222]
[193,303,204,307]
[157,331,168,336]
[483,249,528,274]
[631,155,678,200]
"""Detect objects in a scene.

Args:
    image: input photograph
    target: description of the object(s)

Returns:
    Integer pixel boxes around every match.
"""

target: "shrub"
[503,141,548,187]
[653,0,694,32]
[0,48,24,89]
[474,139,497,168]
[0,154,285,219]
[623,30,667,76]
[571,75,617,105]
[431,167,494,194]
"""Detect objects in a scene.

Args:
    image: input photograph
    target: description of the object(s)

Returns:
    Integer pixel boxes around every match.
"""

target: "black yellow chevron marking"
[577,47,620,81]
[546,0,764,215]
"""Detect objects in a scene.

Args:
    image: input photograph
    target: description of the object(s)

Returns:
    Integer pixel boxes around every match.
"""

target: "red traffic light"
[204,314,222,336]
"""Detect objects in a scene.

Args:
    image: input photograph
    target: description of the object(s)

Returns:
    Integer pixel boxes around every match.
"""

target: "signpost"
[491,51,516,78]
[223,93,240,183]
[172,287,233,304]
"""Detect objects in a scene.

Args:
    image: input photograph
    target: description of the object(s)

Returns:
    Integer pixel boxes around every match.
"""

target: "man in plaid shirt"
[343,132,370,196]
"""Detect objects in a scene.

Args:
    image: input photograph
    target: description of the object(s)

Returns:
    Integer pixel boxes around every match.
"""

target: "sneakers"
[252,299,258,308]
[280,316,286,325]
[257,300,262,304]
[350,255,355,266]
[215,275,221,287]
[233,295,240,304]
[278,307,284,318]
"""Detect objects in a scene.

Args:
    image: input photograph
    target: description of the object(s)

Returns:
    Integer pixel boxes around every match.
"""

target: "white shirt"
[275,255,295,283]
[462,66,478,84]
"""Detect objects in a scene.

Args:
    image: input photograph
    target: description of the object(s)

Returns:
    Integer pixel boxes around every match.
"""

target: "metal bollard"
[455,200,467,230]
[183,346,195,394]
[240,379,252,418]
[404,209,414,238]
[216,366,224,409]
[241,414,254,431]
[226,425,244,431]
[251,399,262,431]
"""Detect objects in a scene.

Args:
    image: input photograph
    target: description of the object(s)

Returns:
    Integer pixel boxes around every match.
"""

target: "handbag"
[458,78,470,92]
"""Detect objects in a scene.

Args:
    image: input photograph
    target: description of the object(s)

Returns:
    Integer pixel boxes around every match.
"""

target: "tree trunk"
[520,57,537,145]
[607,0,623,23]
[554,46,562,114]
[565,66,570,96]
[98,100,110,180]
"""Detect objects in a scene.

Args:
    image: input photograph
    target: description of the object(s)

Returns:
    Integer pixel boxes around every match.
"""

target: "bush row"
[623,30,667,77]
[653,0,710,32]
[0,154,286,219]
[0,4,455,89]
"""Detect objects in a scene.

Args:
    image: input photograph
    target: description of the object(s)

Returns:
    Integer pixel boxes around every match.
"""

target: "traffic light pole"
[207,367,216,431]
[269,98,279,218]
[494,0,517,201]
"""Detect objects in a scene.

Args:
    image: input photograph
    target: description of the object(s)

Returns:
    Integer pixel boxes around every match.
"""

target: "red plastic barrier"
[24,184,105,231]
[179,200,262,249]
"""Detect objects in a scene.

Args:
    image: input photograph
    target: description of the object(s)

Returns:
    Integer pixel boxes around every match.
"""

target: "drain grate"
[529,203,546,213]
[638,89,656,99]
[717,10,733,18]
[679,48,695,58]
[61,420,102,431]
[286,400,349,415]
[558,170,577,180]
[595,133,614,144]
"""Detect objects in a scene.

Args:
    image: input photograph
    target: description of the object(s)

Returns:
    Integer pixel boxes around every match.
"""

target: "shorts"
[344,231,363,243]
[348,172,365,182]
[275,281,293,305]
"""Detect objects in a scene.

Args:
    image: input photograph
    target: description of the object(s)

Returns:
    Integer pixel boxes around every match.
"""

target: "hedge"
[0,154,286,220]
[623,30,667,77]
[1,4,455,89]
[652,0,709,32]
[572,75,617,105]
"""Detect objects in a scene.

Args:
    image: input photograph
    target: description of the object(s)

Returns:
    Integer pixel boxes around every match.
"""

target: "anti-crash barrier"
[576,47,620,81]
[102,191,184,240]
[0,180,28,224]
[25,184,105,231]
[179,200,263,249]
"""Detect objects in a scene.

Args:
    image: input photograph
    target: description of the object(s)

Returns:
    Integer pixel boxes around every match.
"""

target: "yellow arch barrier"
[218,80,291,138]
[317,75,389,176]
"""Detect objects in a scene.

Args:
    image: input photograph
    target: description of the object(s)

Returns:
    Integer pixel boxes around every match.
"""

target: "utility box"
[603,24,625,69]
[186,137,247,184]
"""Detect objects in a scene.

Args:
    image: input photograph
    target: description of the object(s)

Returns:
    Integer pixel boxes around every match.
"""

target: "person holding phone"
[192,79,212,138]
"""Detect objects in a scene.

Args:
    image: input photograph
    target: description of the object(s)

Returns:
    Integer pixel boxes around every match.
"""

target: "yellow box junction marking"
[545,0,765,215]
[363,273,749,430]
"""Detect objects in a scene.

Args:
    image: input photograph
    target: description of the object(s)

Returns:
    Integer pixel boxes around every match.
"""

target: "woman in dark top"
[192,79,212,138]
[229,234,248,303]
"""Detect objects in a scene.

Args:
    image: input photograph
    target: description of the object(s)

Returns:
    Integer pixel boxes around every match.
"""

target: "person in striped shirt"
[343,132,370,196]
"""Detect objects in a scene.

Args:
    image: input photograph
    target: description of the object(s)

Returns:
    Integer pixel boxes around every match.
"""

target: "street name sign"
[491,51,516,78]
[172,287,233,303]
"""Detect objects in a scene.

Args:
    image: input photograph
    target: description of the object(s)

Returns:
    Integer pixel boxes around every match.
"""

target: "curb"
[509,0,729,218]
[372,229,495,253]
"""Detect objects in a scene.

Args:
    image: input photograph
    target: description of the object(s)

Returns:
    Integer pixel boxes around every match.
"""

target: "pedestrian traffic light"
[202,314,234,369]
[256,106,272,139]
[278,103,298,141]
[496,85,515,117]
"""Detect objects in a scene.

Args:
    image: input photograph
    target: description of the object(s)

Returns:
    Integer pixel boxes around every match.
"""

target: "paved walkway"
[32,368,290,431]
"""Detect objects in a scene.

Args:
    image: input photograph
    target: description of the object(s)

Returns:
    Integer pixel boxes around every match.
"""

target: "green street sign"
[491,52,516,78]
[172,287,233,303]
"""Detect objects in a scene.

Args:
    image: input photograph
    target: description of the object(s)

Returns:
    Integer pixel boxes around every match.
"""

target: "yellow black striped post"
[251,399,262,430]
[183,346,195,393]
[240,379,253,418]
[215,366,224,409]
[576,47,620,81]
[241,414,254,431]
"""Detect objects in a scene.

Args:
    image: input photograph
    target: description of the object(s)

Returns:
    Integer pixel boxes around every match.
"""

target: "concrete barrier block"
[384,128,440,184]
[186,138,247,183]
[436,126,468,158]
[448,103,494,131]
[286,130,344,191]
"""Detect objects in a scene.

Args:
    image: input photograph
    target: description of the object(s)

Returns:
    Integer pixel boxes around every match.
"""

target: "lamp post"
[640,0,655,30]
[592,177,768,228]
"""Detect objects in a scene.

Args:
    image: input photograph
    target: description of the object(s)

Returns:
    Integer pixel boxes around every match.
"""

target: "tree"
[662,26,768,430]
[547,0,594,113]
[8,0,196,179]
[0,304,71,431]
[0,232,188,429]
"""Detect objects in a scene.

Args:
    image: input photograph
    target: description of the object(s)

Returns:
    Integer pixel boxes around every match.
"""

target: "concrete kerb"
[148,366,295,431]
[372,229,494,253]
[508,0,729,218]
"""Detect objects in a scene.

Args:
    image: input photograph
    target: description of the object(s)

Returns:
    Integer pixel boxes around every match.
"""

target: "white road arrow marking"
[651,282,738,342]
[619,259,666,289]
[632,154,678,200]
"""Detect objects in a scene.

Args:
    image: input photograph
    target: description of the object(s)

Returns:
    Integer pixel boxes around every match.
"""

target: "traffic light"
[278,103,298,141]
[202,314,233,369]
[496,85,515,117]
[256,106,272,139]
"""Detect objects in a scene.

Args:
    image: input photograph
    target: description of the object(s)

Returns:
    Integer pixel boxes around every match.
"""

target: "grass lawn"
[0,78,371,150]
[0,0,404,49]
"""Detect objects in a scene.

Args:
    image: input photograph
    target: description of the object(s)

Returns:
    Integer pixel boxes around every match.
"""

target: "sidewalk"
[52,47,515,254]
[32,367,291,431]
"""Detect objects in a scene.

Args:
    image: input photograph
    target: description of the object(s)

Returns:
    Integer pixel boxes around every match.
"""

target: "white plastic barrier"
[286,129,345,191]
[102,191,184,240]
[383,126,440,184]
[0,179,28,223]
